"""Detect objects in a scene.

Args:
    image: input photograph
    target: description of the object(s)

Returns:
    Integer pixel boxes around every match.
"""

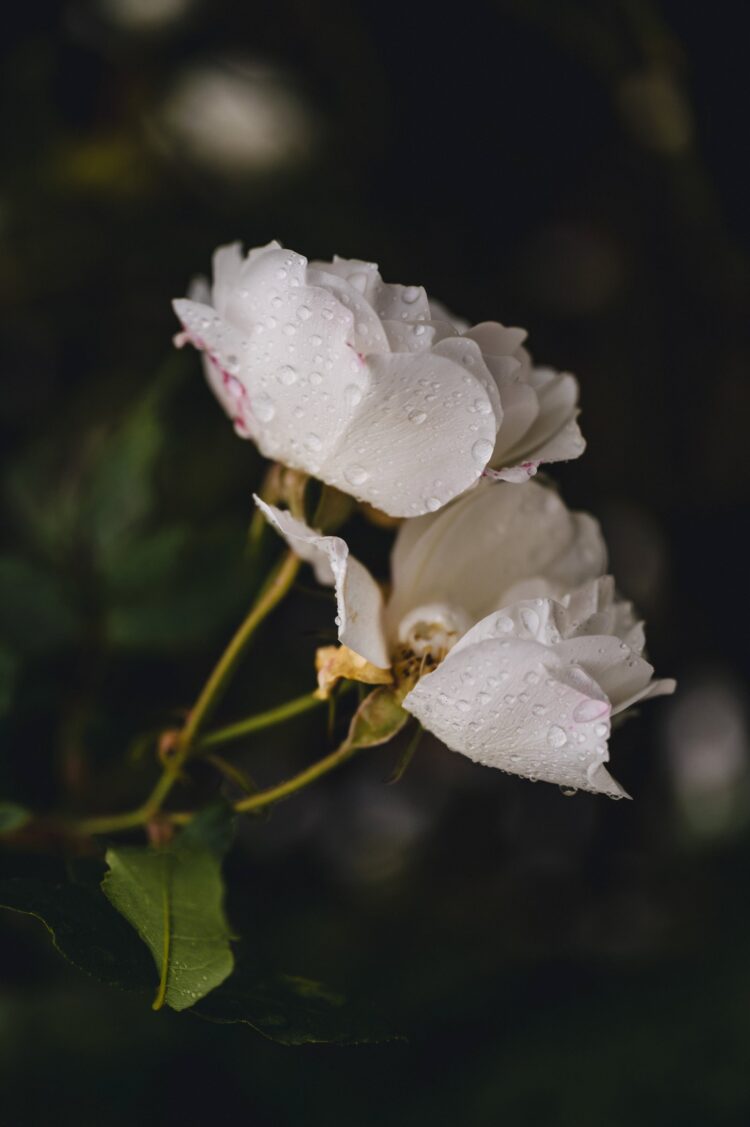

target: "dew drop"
[547,725,568,748]
[409,409,427,425]
[425,496,442,512]
[254,394,275,422]
[345,464,369,485]
[345,384,363,408]
[306,433,322,451]
[472,438,494,464]
[298,305,312,321]
[277,365,297,385]
[310,371,323,386]
[402,285,420,304]
[474,398,492,415]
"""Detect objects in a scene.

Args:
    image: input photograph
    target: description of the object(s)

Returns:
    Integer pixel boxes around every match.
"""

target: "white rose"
[427,306,586,483]
[173,242,585,517]
[255,480,674,797]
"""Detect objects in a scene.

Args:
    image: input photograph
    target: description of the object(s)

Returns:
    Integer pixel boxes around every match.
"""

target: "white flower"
[173,242,585,517]
[428,309,586,483]
[255,481,675,797]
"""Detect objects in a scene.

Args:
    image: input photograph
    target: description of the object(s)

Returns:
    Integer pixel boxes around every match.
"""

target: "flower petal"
[404,635,626,798]
[320,349,499,517]
[387,480,607,638]
[253,498,390,668]
[497,368,585,470]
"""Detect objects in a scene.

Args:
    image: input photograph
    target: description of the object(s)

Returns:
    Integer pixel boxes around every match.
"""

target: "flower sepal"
[345,685,410,752]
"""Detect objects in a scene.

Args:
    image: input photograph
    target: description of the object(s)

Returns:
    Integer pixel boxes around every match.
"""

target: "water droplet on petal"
[472,438,494,464]
[346,464,369,485]
[547,725,568,748]
[254,393,275,422]
[409,410,427,425]
[306,433,322,451]
[277,365,297,385]
[402,285,420,304]
[345,384,363,408]
[425,496,442,511]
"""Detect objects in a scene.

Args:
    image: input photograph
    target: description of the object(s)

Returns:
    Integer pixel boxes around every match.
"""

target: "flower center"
[397,603,472,662]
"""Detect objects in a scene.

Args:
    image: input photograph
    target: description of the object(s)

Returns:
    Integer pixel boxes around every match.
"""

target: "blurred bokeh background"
[2,1,749,1123]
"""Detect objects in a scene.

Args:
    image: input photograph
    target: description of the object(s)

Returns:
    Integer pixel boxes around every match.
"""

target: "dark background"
[2,1,749,1124]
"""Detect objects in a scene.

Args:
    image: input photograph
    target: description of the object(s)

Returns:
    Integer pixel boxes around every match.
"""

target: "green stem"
[140,549,301,816]
[75,805,153,836]
[74,549,301,836]
[180,549,301,752]
[198,691,324,750]
[233,737,359,814]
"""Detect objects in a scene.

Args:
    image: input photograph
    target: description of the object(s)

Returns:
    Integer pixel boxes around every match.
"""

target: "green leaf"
[0,877,155,991]
[193,948,400,1045]
[102,813,235,1011]
[0,555,79,654]
[347,686,410,750]
[0,801,30,834]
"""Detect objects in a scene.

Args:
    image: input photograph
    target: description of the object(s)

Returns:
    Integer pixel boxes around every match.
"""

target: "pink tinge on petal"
[572,697,611,724]
[483,461,540,484]
[176,317,258,437]
[347,342,366,365]
[222,372,245,402]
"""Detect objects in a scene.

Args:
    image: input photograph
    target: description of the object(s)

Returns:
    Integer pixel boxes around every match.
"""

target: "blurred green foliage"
[2,0,750,1123]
